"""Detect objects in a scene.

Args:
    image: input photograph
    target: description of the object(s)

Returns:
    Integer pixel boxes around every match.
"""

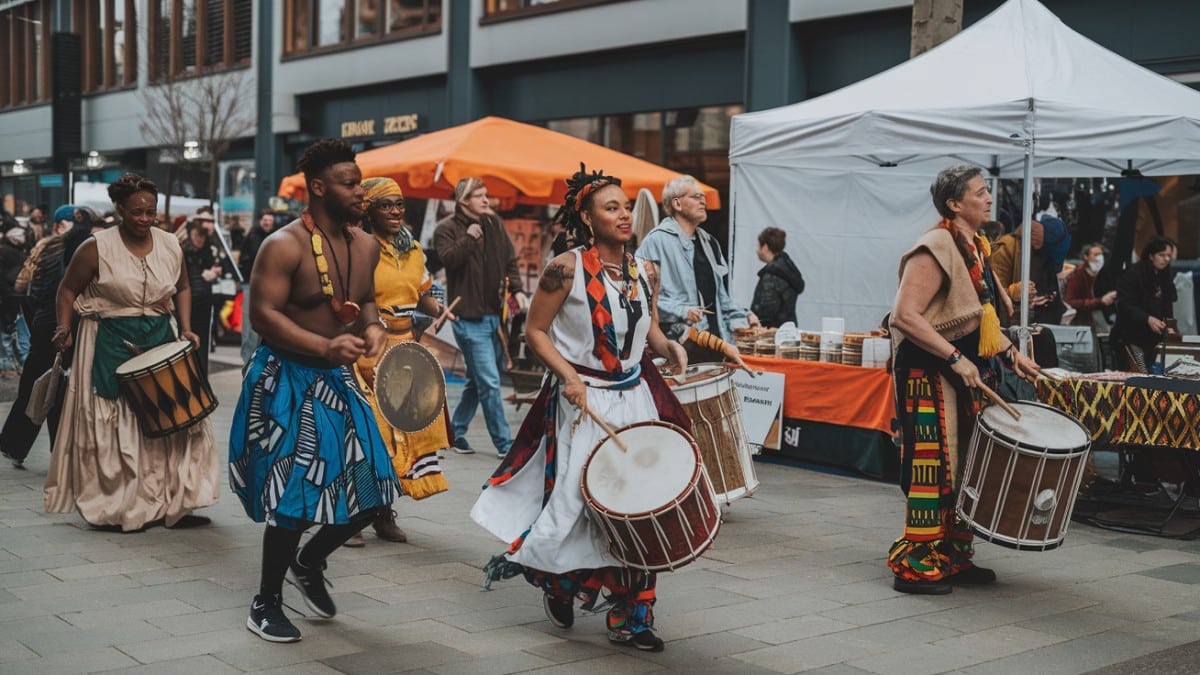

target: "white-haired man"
[636,176,758,346]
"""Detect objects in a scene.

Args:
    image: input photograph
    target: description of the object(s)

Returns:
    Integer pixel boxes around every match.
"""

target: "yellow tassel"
[978,302,1003,357]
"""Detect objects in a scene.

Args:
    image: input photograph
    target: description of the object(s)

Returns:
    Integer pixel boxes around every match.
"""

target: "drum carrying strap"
[92,315,174,399]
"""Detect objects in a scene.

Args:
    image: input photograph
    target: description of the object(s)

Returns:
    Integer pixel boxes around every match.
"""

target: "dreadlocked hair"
[552,163,622,248]
[297,138,357,192]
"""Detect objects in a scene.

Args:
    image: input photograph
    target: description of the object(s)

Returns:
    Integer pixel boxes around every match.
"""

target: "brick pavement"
[0,345,1198,674]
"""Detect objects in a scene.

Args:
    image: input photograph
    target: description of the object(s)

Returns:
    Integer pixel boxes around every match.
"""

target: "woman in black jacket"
[1112,236,1176,371]
[181,216,223,374]
[750,227,806,328]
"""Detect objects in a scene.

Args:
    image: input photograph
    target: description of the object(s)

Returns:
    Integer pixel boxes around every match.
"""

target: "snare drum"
[582,421,721,572]
[668,365,759,504]
[957,401,1091,551]
[115,341,217,438]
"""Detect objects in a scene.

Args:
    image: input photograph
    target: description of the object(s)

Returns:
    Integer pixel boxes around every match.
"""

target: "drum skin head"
[980,401,1089,451]
[115,341,191,375]
[585,423,697,514]
[374,342,445,432]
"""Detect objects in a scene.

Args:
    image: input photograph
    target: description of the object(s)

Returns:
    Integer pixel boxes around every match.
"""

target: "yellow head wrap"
[361,176,403,203]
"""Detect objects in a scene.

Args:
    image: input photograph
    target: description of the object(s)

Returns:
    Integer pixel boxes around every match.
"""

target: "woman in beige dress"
[44,173,220,531]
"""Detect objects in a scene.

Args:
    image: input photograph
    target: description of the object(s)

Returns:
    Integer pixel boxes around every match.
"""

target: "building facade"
[2,0,1199,242]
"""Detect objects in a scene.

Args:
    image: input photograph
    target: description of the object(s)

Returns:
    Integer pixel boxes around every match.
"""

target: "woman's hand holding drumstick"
[977,381,1022,421]
[583,405,629,454]
[431,296,461,333]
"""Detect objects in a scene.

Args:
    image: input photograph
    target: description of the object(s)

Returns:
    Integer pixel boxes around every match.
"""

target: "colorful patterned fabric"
[483,555,657,635]
[888,365,978,582]
[1037,376,1200,450]
[352,233,448,500]
[579,247,645,373]
[229,346,399,530]
[488,355,693,492]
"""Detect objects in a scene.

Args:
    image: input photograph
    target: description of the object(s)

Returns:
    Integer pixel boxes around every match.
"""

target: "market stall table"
[742,355,896,479]
[1036,373,1200,537]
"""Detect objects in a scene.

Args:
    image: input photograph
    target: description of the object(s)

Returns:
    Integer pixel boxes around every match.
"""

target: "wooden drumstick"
[431,296,461,333]
[583,406,629,453]
[977,381,1021,421]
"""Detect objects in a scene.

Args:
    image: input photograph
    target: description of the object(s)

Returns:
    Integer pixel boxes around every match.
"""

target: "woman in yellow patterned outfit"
[348,177,452,546]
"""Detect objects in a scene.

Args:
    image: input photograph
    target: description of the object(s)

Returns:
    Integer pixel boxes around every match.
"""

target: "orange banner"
[742,356,896,436]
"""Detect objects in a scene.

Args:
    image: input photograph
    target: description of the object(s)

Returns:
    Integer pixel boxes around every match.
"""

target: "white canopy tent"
[728,0,1200,334]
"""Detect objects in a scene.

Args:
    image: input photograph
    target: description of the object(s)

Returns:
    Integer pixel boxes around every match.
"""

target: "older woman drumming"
[44,173,220,531]
[472,166,690,652]
[888,165,1038,595]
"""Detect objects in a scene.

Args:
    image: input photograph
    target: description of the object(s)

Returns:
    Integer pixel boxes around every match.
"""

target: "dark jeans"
[0,322,64,461]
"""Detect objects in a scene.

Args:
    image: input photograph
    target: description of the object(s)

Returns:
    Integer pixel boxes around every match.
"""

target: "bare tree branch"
[139,69,255,213]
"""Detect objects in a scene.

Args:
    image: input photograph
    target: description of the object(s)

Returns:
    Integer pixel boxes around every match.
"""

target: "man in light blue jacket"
[636,176,758,344]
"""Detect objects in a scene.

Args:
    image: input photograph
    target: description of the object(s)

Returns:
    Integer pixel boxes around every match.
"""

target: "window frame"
[0,0,54,110]
[73,0,138,94]
[281,0,443,60]
[480,0,629,25]
[148,0,251,83]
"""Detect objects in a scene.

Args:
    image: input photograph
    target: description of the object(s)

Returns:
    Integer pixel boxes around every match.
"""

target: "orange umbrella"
[277,116,721,209]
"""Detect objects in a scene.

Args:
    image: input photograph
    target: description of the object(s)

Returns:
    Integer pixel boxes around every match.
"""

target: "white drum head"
[980,401,1088,451]
[669,364,731,394]
[585,424,697,514]
[115,340,191,375]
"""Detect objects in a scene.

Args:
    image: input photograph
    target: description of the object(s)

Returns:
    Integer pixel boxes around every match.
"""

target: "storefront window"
[547,118,601,144]
[539,104,742,246]
[284,0,440,56]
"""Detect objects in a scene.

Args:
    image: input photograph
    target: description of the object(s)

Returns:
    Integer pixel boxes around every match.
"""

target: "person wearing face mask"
[1064,243,1116,331]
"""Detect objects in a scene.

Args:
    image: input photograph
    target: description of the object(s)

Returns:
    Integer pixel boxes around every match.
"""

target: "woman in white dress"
[472,167,689,652]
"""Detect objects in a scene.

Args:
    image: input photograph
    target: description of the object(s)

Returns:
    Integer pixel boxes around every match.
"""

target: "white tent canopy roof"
[727,0,1200,332]
[730,0,1200,177]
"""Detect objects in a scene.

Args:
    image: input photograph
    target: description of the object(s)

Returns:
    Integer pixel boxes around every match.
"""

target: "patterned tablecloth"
[1036,376,1200,451]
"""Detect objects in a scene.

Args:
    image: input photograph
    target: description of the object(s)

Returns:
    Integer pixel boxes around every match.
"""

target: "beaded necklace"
[301,208,360,324]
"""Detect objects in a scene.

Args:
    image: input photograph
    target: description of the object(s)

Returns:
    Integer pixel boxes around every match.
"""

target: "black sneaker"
[246,593,301,643]
[543,593,574,629]
[609,628,665,652]
[947,565,997,585]
[893,576,952,595]
[452,438,475,455]
[1,450,23,469]
[287,554,336,618]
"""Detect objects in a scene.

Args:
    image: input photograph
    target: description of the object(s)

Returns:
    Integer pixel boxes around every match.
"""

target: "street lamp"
[183,141,201,161]
[85,151,104,169]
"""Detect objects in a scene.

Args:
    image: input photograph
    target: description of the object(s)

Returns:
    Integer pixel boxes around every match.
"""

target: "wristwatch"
[947,349,963,365]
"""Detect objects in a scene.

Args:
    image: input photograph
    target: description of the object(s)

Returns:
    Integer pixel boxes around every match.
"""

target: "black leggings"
[258,510,377,598]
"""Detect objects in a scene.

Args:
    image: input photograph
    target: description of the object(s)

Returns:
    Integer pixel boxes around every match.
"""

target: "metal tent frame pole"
[1018,139,1035,355]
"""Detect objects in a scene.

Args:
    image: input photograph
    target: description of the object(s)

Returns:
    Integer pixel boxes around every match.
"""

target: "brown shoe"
[342,531,365,548]
[373,510,407,543]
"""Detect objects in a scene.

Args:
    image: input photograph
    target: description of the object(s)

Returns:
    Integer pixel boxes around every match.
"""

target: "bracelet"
[947,348,963,365]
[53,324,70,335]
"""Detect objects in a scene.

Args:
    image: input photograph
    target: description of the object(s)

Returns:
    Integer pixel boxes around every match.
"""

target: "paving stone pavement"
[1,344,1198,674]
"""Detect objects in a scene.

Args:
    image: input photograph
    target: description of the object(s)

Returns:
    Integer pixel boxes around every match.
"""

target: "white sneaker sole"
[245,615,301,643]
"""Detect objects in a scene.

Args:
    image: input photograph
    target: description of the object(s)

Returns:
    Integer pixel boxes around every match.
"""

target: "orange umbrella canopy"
[277,116,721,209]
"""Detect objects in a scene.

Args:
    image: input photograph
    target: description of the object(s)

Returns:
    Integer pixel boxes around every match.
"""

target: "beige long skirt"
[44,319,221,531]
